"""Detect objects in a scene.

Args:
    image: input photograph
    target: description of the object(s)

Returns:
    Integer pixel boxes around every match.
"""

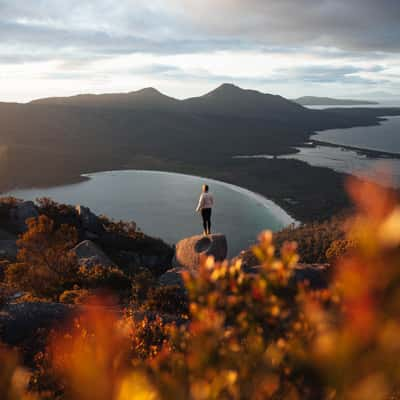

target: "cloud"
[0,0,399,101]
[172,0,400,53]
[1,0,400,58]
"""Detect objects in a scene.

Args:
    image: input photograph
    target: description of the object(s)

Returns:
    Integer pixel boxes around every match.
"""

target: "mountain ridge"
[29,83,305,118]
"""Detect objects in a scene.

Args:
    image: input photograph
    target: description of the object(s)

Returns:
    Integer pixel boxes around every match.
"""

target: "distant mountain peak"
[210,83,243,94]
[134,87,162,95]
[217,83,241,90]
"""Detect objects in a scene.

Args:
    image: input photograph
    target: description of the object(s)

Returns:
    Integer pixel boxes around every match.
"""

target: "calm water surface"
[5,170,295,257]
[236,112,400,187]
[312,116,400,154]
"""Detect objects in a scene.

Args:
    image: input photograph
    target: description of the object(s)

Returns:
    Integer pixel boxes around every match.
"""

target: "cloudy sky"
[1,0,400,102]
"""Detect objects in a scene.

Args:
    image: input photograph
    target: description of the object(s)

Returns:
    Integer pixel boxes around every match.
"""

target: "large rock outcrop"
[174,234,227,270]
[158,267,185,288]
[76,205,105,236]
[72,240,115,268]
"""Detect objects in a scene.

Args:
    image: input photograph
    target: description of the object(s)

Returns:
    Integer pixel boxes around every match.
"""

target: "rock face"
[76,205,104,235]
[72,240,115,268]
[9,201,38,233]
[158,268,185,288]
[174,234,227,270]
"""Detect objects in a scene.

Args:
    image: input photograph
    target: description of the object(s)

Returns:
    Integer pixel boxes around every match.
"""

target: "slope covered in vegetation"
[1,179,400,399]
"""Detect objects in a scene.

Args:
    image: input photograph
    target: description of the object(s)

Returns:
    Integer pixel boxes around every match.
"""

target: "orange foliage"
[5,215,78,298]
[2,176,400,399]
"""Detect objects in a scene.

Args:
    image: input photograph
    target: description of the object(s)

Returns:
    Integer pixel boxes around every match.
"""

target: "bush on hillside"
[5,215,79,299]
[59,289,91,304]
[239,214,347,267]
[145,285,188,315]
[4,180,400,399]
[325,238,355,263]
[131,268,157,303]
[36,197,80,229]
[77,265,132,292]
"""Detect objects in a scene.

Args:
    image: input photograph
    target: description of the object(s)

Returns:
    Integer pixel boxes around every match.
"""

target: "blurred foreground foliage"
[2,178,400,399]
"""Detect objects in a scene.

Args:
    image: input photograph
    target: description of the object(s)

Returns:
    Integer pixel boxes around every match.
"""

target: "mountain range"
[31,84,305,119]
[2,83,400,221]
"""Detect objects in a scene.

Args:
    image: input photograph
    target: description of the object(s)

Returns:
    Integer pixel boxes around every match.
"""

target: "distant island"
[293,96,379,106]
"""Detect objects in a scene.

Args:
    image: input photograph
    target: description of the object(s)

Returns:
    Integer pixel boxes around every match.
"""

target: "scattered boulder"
[9,201,38,233]
[174,234,227,270]
[158,268,185,288]
[72,240,115,268]
[76,205,104,234]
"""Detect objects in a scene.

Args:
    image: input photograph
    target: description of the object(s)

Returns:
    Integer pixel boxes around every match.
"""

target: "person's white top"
[196,192,214,212]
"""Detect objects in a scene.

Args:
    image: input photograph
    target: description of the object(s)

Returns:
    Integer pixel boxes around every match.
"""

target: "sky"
[1,0,400,102]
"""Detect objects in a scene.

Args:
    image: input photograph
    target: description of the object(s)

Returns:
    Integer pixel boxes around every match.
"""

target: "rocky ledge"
[173,233,228,270]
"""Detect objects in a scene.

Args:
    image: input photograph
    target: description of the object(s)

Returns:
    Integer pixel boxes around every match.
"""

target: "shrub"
[98,216,138,238]
[145,285,188,315]
[131,269,157,304]
[5,215,79,299]
[59,289,91,304]
[4,179,400,399]
[239,214,347,266]
[325,238,355,263]
[77,265,132,292]
[36,197,80,229]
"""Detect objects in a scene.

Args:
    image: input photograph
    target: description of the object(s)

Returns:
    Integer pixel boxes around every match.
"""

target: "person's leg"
[201,209,208,234]
[206,208,211,234]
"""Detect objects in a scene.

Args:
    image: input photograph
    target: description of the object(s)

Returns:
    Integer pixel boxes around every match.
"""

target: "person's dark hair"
[203,184,209,192]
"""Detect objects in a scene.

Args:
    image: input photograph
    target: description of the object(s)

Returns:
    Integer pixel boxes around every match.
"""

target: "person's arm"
[196,194,204,212]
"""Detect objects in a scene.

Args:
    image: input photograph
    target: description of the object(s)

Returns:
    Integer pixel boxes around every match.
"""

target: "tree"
[6,215,78,298]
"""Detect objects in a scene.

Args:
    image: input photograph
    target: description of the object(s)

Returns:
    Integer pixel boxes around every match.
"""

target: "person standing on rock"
[196,184,214,235]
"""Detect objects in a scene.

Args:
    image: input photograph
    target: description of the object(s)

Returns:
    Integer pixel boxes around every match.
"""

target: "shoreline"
[310,139,400,159]
[0,158,351,226]
[77,169,298,227]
